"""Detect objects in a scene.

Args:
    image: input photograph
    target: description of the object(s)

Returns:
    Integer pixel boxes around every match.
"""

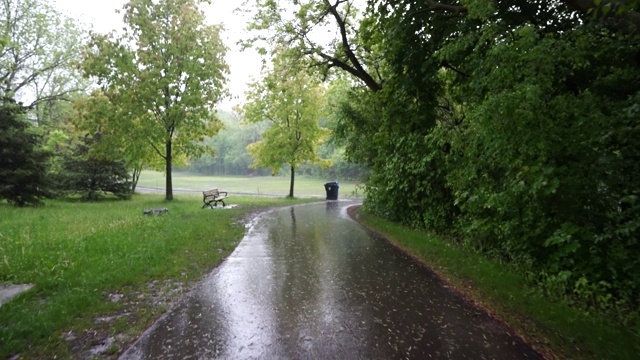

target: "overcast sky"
[52,0,262,111]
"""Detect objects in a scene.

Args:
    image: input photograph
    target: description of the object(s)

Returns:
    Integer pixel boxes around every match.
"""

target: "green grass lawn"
[354,208,640,360]
[6,188,634,359]
[0,194,316,359]
[137,170,363,198]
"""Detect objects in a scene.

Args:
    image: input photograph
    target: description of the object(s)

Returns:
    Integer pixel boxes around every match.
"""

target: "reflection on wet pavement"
[121,201,541,359]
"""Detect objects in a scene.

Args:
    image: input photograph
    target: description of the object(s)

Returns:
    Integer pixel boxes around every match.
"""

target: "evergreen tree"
[56,134,131,200]
[0,99,51,206]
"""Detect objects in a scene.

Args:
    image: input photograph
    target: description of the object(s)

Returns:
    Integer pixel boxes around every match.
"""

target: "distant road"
[135,185,312,198]
[135,186,199,194]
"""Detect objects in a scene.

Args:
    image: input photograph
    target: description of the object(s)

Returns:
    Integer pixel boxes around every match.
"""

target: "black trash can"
[324,181,339,200]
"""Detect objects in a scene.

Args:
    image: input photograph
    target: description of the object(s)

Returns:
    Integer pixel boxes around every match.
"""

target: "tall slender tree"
[82,0,228,200]
[241,49,331,197]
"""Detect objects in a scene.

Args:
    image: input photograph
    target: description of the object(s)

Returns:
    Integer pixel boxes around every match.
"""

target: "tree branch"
[563,0,640,33]
[442,61,470,77]
[322,0,382,91]
[27,88,82,108]
[148,139,167,160]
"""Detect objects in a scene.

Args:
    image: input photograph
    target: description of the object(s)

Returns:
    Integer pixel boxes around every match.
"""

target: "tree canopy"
[242,0,383,91]
[0,0,86,126]
[241,48,331,197]
[81,0,229,200]
[71,90,159,192]
[55,133,132,200]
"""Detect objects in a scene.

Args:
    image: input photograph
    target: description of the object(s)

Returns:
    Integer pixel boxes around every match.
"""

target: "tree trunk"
[165,140,173,200]
[289,165,295,198]
[131,164,142,193]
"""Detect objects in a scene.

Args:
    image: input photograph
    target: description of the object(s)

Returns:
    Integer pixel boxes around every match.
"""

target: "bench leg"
[205,200,227,208]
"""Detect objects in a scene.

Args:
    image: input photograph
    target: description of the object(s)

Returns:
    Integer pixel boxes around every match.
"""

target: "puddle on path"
[121,201,541,359]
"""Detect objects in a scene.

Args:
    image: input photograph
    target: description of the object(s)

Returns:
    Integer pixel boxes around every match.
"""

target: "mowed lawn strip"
[137,170,362,198]
[354,209,639,360]
[0,194,316,359]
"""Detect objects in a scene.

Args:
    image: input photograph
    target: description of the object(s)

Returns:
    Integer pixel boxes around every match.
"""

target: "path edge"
[345,204,553,360]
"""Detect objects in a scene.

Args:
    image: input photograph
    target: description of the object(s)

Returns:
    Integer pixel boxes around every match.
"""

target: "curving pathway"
[120,201,541,359]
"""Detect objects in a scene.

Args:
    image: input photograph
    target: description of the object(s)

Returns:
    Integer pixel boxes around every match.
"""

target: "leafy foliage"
[81,0,228,200]
[55,134,131,201]
[438,4,640,311]
[187,111,270,176]
[241,49,331,197]
[72,91,159,192]
[0,0,87,126]
[314,0,640,316]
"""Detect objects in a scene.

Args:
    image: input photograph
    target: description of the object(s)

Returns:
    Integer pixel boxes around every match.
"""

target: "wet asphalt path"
[120,201,541,359]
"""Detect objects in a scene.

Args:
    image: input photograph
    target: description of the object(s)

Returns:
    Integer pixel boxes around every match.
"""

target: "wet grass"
[138,170,363,198]
[0,194,316,359]
[355,209,639,360]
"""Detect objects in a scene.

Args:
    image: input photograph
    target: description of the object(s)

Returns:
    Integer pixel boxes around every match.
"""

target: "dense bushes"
[444,25,640,307]
[335,1,640,315]
[55,134,131,200]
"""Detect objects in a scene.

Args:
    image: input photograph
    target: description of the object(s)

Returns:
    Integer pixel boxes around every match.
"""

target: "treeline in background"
[183,110,369,181]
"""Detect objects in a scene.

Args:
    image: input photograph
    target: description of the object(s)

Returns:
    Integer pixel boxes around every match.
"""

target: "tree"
[72,91,156,193]
[0,0,86,126]
[56,133,131,200]
[439,8,640,306]
[81,0,228,200]
[0,99,51,206]
[241,49,331,197]
[243,0,383,91]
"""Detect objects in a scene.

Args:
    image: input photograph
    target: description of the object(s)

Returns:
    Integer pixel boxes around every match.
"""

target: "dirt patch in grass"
[61,279,188,359]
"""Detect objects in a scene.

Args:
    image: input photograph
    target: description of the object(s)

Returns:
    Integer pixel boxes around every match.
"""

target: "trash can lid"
[324,181,339,186]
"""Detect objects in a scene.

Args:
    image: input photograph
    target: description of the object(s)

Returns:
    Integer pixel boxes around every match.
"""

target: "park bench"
[202,188,229,208]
